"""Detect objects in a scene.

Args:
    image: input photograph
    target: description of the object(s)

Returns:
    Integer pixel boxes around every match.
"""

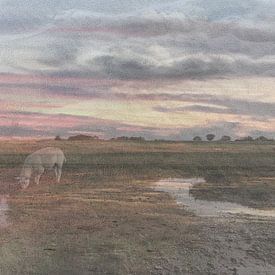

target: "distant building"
[111,136,145,141]
[235,136,254,142]
[220,135,231,142]
[255,136,273,142]
[68,134,99,141]
[54,135,62,141]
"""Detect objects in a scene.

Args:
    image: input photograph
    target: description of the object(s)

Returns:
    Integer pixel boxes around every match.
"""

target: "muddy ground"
[0,140,274,274]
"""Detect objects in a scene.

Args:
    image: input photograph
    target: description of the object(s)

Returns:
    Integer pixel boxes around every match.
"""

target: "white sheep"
[18,147,66,189]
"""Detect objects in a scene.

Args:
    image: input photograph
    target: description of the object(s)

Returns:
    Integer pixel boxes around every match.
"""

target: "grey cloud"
[0,81,199,101]
[1,0,274,19]
[51,11,275,45]
[90,55,153,80]
[1,0,275,38]
[0,125,47,137]
[1,0,166,15]
[31,18,275,80]
[37,44,79,67]
[182,0,265,21]
[0,81,109,99]
[41,19,275,81]
[0,16,43,34]
[82,54,275,80]
[4,1,275,80]
[154,94,275,118]
[0,0,177,35]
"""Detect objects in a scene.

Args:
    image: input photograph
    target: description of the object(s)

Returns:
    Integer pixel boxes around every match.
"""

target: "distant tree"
[55,135,62,141]
[235,136,254,142]
[193,136,202,142]
[206,134,215,141]
[220,135,231,142]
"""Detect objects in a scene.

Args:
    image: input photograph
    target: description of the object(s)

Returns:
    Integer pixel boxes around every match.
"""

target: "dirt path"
[196,216,275,274]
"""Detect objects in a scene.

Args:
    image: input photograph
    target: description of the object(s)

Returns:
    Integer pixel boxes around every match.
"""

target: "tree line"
[54,134,274,142]
[193,134,274,142]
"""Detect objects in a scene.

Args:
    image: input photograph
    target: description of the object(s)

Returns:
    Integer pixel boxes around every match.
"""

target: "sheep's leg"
[35,167,44,185]
[56,166,62,183]
[34,175,41,185]
[22,179,30,189]
[54,166,58,179]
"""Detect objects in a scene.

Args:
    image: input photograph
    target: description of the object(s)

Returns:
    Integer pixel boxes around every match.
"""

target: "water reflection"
[154,178,275,218]
[0,195,9,228]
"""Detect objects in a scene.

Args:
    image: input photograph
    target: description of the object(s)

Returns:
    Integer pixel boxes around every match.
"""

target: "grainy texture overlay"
[1,1,275,274]
[0,140,275,274]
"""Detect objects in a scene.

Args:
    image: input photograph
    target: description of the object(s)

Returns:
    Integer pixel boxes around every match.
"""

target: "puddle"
[154,178,275,218]
[0,195,9,228]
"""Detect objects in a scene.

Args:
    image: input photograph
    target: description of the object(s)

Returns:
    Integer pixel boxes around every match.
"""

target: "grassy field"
[0,140,275,274]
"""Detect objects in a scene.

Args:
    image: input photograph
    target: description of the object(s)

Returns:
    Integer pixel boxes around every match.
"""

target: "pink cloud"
[0,73,121,87]
[0,111,89,129]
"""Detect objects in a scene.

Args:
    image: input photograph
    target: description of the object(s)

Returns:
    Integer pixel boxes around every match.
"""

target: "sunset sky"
[0,0,275,140]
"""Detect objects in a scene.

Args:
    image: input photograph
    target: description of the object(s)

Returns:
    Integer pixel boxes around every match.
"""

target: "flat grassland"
[0,140,275,274]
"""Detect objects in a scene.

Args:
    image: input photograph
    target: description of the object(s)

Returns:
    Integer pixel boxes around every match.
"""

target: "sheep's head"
[19,177,30,189]
[17,167,32,189]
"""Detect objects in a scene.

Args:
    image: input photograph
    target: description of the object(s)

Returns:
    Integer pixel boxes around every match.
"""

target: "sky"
[0,0,275,140]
